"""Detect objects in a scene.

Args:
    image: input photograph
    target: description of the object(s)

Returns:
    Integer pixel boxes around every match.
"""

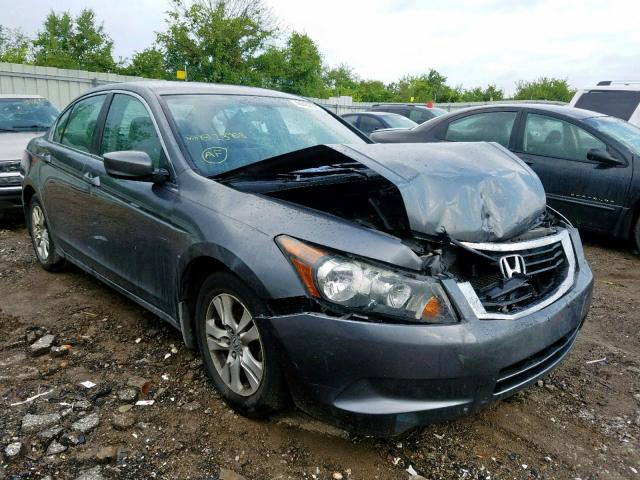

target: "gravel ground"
[0,218,639,480]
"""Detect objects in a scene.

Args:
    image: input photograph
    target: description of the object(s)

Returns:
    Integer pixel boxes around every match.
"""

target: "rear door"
[81,92,181,316]
[41,94,107,262]
[514,110,631,232]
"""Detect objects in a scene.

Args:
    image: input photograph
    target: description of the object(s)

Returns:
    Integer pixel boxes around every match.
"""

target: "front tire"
[634,216,640,252]
[29,197,65,271]
[195,271,288,417]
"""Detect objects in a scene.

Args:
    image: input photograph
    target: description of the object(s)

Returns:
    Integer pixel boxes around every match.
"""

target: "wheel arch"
[177,246,273,349]
[22,185,37,227]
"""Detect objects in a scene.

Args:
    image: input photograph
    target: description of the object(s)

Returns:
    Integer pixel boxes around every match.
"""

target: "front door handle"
[41,153,52,164]
[83,172,101,187]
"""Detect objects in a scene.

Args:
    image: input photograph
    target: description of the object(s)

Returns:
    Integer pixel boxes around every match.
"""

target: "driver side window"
[523,114,606,161]
[101,94,163,168]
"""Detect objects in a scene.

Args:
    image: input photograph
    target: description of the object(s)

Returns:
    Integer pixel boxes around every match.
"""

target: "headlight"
[276,235,456,324]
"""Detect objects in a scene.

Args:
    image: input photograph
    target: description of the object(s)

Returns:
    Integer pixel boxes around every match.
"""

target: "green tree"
[157,0,276,84]
[0,26,30,63]
[120,48,168,79]
[514,77,575,102]
[393,69,459,103]
[280,32,324,97]
[356,80,394,102]
[460,84,504,102]
[32,9,117,72]
[324,64,359,97]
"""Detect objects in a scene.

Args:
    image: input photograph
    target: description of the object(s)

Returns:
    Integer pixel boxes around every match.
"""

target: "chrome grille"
[457,230,575,320]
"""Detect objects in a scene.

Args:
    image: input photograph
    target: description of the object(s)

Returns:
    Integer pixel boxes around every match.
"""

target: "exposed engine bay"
[218,142,572,316]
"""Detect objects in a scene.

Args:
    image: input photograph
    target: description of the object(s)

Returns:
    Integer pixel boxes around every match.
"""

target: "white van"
[569,81,640,127]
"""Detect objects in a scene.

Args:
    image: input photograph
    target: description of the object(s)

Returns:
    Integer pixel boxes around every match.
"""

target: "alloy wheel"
[204,293,264,396]
[31,205,50,261]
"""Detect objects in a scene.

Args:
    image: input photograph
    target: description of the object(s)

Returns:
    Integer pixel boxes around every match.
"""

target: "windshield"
[0,98,59,132]
[585,116,640,153]
[164,94,366,176]
[381,114,418,129]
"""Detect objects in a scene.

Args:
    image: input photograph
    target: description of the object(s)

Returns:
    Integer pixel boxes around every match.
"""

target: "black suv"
[370,103,446,124]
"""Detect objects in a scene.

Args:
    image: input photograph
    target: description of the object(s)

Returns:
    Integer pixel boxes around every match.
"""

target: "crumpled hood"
[330,142,547,242]
[0,131,43,161]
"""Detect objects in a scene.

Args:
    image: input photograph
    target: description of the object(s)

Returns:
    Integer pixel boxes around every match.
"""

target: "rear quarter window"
[575,90,640,121]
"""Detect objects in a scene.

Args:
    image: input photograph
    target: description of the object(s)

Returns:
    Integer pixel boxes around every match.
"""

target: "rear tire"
[28,196,65,271]
[195,271,288,417]
[634,216,640,252]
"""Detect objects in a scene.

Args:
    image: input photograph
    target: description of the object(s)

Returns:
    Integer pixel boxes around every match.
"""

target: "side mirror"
[103,151,168,183]
[587,148,625,167]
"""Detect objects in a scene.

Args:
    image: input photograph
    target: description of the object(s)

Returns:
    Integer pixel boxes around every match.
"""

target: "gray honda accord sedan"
[22,82,594,436]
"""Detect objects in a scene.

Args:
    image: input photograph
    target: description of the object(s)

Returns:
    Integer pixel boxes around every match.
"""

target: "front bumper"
[258,231,594,437]
[0,184,23,211]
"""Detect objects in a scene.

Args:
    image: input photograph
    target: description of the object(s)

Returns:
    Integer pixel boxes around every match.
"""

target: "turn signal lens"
[421,296,442,318]
[276,236,327,297]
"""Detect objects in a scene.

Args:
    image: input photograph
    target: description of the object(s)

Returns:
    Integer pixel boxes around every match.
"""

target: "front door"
[514,112,631,232]
[82,93,182,317]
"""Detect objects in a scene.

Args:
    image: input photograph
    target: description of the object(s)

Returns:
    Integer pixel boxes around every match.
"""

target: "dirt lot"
[0,219,639,480]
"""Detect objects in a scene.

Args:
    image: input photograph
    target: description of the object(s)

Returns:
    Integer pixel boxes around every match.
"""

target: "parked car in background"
[370,103,446,124]
[341,111,417,137]
[0,94,58,218]
[570,81,640,127]
[23,82,593,436]
[371,103,640,249]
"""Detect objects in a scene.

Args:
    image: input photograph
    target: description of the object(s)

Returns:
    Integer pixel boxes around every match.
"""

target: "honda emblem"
[499,254,527,279]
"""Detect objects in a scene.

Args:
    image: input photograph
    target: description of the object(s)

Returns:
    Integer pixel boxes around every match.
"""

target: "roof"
[373,103,441,109]
[0,94,44,99]
[87,80,304,100]
[342,111,408,117]
[587,81,640,91]
[450,103,607,120]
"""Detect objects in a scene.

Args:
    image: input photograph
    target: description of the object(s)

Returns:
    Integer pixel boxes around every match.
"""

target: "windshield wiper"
[222,166,371,182]
[0,127,18,132]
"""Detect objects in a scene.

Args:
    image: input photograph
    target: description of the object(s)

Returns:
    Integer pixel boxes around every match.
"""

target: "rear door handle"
[83,171,101,187]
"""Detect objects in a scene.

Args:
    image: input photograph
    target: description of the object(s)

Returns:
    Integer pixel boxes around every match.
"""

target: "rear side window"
[575,90,640,121]
[60,95,106,153]
[101,94,163,168]
[523,114,606,161]
[445,111,517,147]
[409,109,434,123]
[342,115,358,127]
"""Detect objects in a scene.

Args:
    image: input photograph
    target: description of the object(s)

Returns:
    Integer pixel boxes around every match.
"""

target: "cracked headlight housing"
[276,235,456,324]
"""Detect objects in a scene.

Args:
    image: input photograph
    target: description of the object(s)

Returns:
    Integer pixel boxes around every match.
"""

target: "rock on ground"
[29,334,55,356]
[75,466,104,480]
[117,387,138,402]
[72,413,100,433]
[21,413,61,433]
[45,440,67,456]
[112,413,135,430]
[4,442,22,459]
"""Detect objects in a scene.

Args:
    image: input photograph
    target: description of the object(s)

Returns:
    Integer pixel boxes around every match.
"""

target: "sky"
[3,0,640,95]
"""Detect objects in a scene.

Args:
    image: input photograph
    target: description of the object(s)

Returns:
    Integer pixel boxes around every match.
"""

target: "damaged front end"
[218,142,577,322]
